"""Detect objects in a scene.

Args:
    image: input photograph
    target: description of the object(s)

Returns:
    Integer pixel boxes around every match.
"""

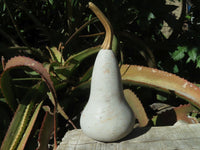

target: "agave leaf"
[64,46,101,72]
[79,66,93,83]
[63,35,117,78]
[111,35,118,55]
[47,93,67,120]
[1,56,58,107]
[174,104,199,124]
[0,100,11,143]
[17,100,43,150]
[47,92,76,128]
[0,70,17,111]
[121,65,200,109]
[46,46,64,64]
[1,56,72,122]
[49,62,70,80]
[0,56,75,149]
[1,83,45,150]
[153,104,199,126]
[124,89,149,127]
[0,101,34,150]
[36,106,54,150]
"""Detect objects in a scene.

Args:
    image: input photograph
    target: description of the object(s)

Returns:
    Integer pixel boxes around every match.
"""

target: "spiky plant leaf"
[121,65,200,109]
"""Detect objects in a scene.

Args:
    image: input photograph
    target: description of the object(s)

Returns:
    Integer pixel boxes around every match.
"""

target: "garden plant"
[1,0,200,149]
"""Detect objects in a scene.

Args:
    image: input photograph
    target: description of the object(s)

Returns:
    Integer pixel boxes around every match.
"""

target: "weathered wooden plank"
[57,124,200,150]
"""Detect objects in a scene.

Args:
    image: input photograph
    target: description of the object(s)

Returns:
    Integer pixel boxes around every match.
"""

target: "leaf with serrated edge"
[17,101,43,150]
[2,56,75,124]
[174,104,199,124]
[153,104,198,126]
[0,104,27,150]
[3,56,57,104]
[121,65,200,109]
[1,56,76,149]
[36,105,54,150]
[124,89,149,127]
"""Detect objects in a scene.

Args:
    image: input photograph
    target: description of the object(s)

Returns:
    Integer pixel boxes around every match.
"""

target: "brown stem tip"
[88,2,113,50]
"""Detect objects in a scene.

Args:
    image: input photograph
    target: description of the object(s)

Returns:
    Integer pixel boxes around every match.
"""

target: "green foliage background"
[1,0,200,149]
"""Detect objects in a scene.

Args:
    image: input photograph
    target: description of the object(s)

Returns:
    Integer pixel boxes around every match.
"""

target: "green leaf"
[79,66,93,83]
[46,46,64,64]
[17,101,43,150]
[148,12,155,21]
[173,64,179,73]
[48,0,53,5]
[65,46,101,64]
[156,94,167,101]
[64,46,101,73]
[185,15,191,20]
[0,56,69,149]
[186,47,198,63]
[171,46,187,61]
[0,102,12,144]
[0,101,34,150]
[196,56,200,68]
[1,71,17,111]
[112,35,118,55]
[50,62,70,80]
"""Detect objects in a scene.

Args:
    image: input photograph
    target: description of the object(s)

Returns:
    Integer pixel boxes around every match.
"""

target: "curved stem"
[88,2,113,50]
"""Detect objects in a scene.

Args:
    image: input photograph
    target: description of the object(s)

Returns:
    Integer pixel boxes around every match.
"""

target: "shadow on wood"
[57,124,200,150]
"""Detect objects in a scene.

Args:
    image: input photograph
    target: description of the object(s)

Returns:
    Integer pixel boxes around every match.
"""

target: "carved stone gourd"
[80,2,135,142]
[80,49,135,142]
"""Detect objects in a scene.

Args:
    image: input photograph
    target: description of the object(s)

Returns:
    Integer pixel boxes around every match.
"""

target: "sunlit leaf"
[48,0,53,5]
[17,101,43,150]
[64,46,101,73]
[121,65,200,109]
[187,47,198,63]
[196,56,200,68]
[0,101,34,150]
[171,46,187,61]
[46,47,64,64]
[173,64,179,73]
[124,89,149,127]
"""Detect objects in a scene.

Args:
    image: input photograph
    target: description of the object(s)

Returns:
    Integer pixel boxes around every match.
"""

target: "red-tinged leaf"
[153,104,199,126]
[0,56,75,149]
[0,56,57,111]
[36,106,54,150]
[121,65,200,109]
[174,104,199,124]
[124,89,149,127]
[3,56,57,103]
[1,56,75,127]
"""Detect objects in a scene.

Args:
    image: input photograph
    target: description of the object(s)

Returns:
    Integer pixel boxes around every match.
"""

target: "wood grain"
[57,124,200,150]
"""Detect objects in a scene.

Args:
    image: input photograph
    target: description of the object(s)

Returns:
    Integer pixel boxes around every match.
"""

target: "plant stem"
[88,2,113,50]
